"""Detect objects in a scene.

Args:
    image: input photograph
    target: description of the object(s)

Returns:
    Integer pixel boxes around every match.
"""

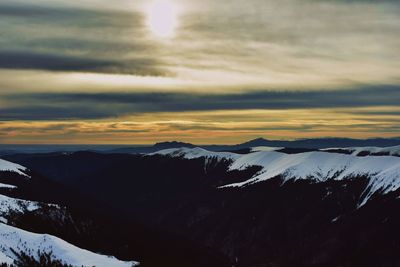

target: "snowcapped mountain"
[3,147,400,267]
[151,147,400,206]
[150,147,240,161]
[0,158,139,267]
[225,151,400,206]
[323,145,400,156]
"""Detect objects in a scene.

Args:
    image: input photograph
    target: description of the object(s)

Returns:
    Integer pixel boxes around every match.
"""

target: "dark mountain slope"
[0,157,232,267]
[4,151,400,267]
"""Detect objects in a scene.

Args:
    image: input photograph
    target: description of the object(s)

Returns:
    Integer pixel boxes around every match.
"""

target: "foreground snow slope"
[0,223,139,267]
[0,159,139,266]
[151,148,400,206]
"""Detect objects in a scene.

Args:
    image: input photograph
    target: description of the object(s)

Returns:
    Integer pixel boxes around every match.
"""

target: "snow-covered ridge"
[0,160,45,222]
[150,148,400,206]
[251,146,283,152]
[0,223,139,267]
[323,145,400,156]
[226,151,400,206]
[149,147,240,161]
[0,194,44,223]
[0,183,16,190]
[0,159,28,177]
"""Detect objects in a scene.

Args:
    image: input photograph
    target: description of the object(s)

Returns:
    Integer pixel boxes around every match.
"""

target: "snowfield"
[250,146,283,152]
[323,145,400,156]
[151,147,400,206]
[0,159,28,177]
[0,223,139,267]
[0,194,42,223]
[150,147,240,161]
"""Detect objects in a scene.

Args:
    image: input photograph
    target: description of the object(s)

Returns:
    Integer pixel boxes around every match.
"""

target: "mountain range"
[0,141,399,266]
[2,137,400,156]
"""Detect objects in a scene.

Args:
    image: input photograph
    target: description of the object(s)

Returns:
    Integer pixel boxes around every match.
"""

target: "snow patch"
[0,194,44,223]
[251,146,283,152]
[0,183,16,189]
[0,159,29,177]
[323,145,400,156]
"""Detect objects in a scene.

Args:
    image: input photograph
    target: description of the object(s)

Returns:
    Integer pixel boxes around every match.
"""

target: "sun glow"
[147,0,179,38]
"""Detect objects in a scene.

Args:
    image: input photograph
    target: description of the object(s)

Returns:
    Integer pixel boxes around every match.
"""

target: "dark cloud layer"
[0,4,74,17]
[0,106,111,121]
[317,0,399,3]
[0,50,168,76]
[2,86,399,120]
[0,2,164,75]
[0,3,140,24]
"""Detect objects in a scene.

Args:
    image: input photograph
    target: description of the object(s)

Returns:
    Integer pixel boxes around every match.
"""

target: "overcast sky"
[0,0,399,144]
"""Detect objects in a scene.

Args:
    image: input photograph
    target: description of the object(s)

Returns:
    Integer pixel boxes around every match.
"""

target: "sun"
[147,0,179,38]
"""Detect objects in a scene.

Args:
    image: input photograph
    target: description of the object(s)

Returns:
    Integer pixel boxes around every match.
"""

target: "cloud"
[0,4,70,17]
[0,50,168,76]
[314,0,399,3]
[1,0,399,87]
[0,2,140,23]
[0,2,168,76]
[0,107,399,144]
[0,106,112,121]
[0,0,399,143]
[2,85,399,120]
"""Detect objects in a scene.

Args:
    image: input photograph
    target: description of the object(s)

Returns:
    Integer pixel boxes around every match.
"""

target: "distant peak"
[153,141,195,149]
[250,137,268,142]
[240,138,271,146]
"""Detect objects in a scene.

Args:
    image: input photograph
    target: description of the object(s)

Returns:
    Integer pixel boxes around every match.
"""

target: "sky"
[0,0,399,144]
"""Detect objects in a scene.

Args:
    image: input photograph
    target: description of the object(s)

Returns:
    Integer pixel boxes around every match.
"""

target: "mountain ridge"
[2,137,400,155]
[3,148,400,266]
[151,147,400,206]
